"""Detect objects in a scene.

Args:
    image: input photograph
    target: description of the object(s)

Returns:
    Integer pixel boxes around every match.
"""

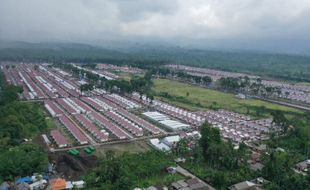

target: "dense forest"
[0,72,48,181]
[1,42,310,82]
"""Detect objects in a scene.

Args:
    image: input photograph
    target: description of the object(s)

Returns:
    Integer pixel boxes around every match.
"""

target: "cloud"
[0,0,310,42]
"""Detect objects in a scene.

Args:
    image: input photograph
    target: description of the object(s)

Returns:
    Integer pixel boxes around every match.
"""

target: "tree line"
[0,71,48,181]
[150,67,212,86]
[1,43,310,82]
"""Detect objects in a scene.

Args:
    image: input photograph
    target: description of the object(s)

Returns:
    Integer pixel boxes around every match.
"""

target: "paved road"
[255,97,310,112]
[176,166,196,178]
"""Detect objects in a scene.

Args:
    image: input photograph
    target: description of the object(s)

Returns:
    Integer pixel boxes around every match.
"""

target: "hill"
[1,41,310,82]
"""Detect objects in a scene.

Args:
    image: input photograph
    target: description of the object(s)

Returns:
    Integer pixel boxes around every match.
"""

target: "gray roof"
[296,161,309,169]
[189,182,210,190]
[250,163,264,171]
[146,186,158,190]
[229,181,256,190]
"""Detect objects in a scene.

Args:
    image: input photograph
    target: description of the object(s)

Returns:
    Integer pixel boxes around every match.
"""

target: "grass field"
[95,140,150,157]
[297,82,310,86]
[117,72,132,81]
[117,72,144,81]
[46,117,57,129]
[152,79,303,118]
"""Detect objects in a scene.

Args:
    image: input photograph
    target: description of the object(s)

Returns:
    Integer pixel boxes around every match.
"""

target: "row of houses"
[1,64,82,100]
[197,110,275,143]
[96,63,144,74]
[262,80,310,104]
[166,64,258,81]
[132,91,276,143]
[71,63,116,80]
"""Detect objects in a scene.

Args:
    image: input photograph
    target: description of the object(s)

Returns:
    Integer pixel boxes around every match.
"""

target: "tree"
[256,105,266,117]
[80,83,94,93]
[0,144,48,181]
[34,65,39,70]
[271,110,289,133]
[130,76,152,98]
[202,76,212,85]
[199,122,248,170]
[174,138,190,158]
[84,150,174,189]
[218,77,240,91]
[262,151,293,187]
[0,73,49,181]
[0,84,23,105]
[199,122,221,161]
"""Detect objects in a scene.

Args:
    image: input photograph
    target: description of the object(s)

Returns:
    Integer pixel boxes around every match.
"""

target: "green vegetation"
[84,150,180,189]
[135,47,310,82]
[117,72,134,81]
[297,82,310,86]
[0,71,49,181]
[175,122,310,190]
[80,83,94,93]
[150,67,212,86]
[46,117,57,129]
[261,151,308,189]
[257,111,310,189]
[1,43,310,82]
[174,123,256,189]
[153,79,302,118]
[268,112,310,157]
[0,144,48,181]
[95,141,150,157]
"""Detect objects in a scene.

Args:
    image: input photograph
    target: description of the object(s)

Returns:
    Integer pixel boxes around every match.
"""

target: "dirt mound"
[49,152,98,180]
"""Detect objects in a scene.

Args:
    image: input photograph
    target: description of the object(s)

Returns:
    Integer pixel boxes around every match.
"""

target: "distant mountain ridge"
[0,41,310,82]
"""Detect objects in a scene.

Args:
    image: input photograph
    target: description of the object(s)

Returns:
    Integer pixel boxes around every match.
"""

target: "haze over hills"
[2,38,310,56]
[1,40,310,82]
[2,0,310,55]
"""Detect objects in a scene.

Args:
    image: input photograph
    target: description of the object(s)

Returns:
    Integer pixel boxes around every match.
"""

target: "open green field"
[297,82,310,86]
[116,71,144,81]
[153,79,303,118]
[95,140,150,157]
[45,117,57,129]
[117,72,133,81]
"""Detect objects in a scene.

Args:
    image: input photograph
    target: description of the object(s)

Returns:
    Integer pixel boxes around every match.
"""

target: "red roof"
[51,129,68,147]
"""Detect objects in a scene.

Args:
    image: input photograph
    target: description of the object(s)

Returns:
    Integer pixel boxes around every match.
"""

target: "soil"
[48,151,98,180]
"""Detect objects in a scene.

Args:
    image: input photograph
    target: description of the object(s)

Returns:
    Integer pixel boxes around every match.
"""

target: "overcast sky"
[1,0,310,45]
